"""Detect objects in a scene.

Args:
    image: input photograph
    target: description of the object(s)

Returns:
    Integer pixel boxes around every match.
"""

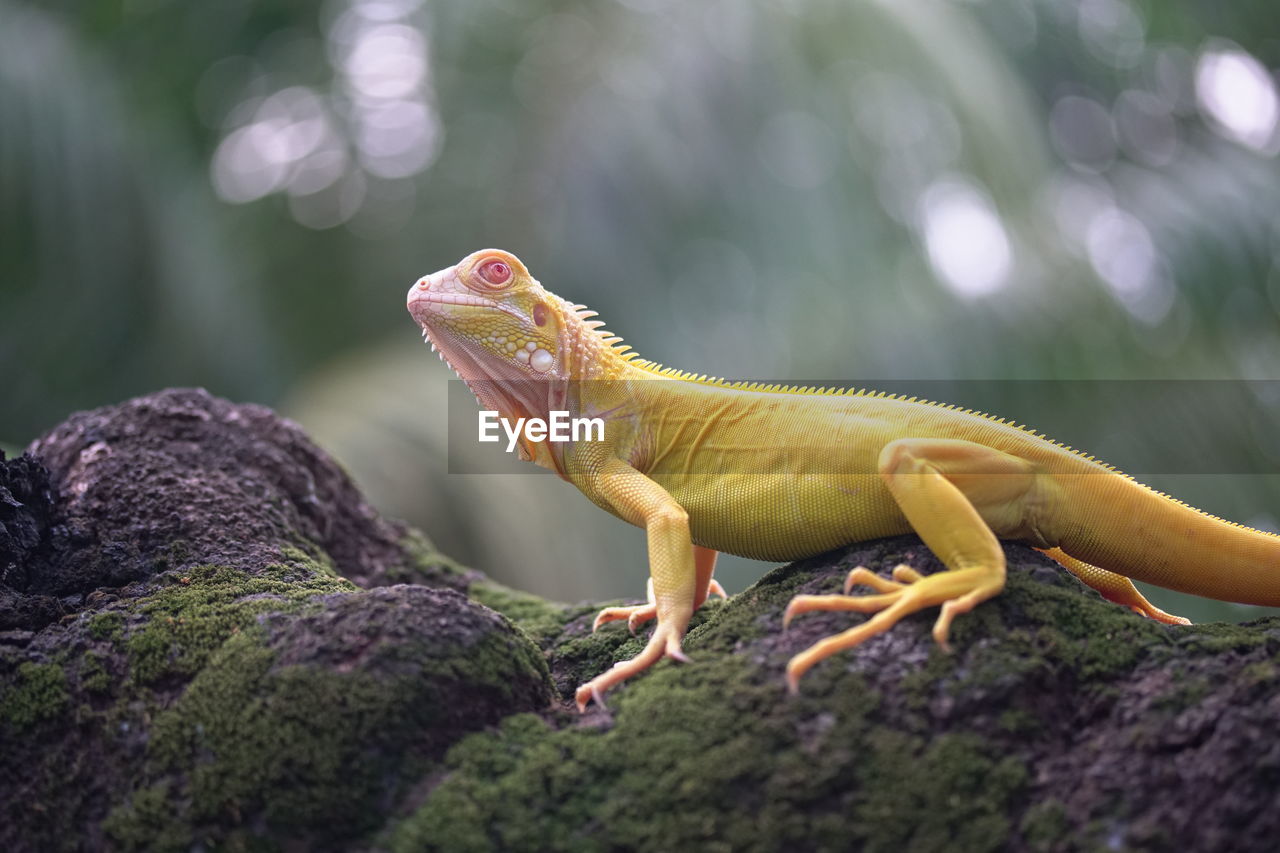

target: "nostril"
[418,280,429,289]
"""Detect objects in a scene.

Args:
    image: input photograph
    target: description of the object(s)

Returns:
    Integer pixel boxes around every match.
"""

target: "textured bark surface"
[3,390,1278,852]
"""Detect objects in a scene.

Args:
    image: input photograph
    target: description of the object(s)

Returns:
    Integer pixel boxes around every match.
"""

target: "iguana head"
[407,247,570,378]
[408,249,575,438]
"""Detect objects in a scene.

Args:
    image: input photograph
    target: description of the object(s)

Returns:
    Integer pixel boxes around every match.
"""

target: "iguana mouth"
[407,283,528,329]
[411,291,498,309]
[406,288,497,323]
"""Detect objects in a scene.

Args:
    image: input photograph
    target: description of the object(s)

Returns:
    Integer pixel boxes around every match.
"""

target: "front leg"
[575,458,698,711]
[592,545,726,634]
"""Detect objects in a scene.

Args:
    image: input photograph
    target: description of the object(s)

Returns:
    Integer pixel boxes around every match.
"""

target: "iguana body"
[407,249,1280,711]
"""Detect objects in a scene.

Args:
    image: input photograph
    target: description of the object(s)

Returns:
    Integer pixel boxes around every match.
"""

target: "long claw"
[575,683,606,713]
[707,579,729,600]
[1036,547,1190,626]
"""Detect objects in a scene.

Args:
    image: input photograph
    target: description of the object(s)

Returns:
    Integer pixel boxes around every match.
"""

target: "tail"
[1055,473,1280,607]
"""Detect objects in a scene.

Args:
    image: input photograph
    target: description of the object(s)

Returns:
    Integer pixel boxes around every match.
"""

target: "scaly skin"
[407,249,1280,711]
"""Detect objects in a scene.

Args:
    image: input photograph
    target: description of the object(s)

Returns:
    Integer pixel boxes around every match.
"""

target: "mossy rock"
[0,391,552,851]
[394,538,1280,853]
[107,585,549,850]
[5,391,1280,851]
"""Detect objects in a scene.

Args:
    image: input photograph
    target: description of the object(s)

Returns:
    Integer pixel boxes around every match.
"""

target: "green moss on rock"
[1008,566,1167,680]
[1,661,68,731]
[1175,619,1274,654]
[387,647,1027,853]
[378,538,1280,853]
[106,585,552,850]
[853,731,1026,853]
[1020,799,1069,852]
[469,578,578,648]
[123,563,356,685]
[100,781,190,853]
[87,612,124,642]
[79,652,112,695]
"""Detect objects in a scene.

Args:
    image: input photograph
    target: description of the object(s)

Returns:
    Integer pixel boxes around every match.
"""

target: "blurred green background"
[4,0,1280,622]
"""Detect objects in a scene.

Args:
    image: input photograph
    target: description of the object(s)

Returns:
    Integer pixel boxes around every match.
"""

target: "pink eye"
[478,259,512,287]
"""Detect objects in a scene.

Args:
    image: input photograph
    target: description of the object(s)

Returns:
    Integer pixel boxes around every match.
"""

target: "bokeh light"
[209,0,440,228]
[1195,42,1279,153]
[919,178,1012,298]
[1085,207,1174,325]
[5,0,1280,615]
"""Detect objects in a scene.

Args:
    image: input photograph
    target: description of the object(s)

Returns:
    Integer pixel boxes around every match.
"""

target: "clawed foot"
[783,563,1003,694]
[579,576,727,711]
[1035,547,1192,626]
[1092,570,1191,625]
[1121,600,1191,626]
[591,578,728,635]
[575,625,690,712]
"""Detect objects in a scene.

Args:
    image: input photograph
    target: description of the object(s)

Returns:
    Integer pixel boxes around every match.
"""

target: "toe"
[626,605,657,634]
[891,564,925,584]
[844,566,905,594]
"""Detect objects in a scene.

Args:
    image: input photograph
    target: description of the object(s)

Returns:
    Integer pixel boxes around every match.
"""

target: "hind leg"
[1038,547,1190,625]
[784,439,1044,690]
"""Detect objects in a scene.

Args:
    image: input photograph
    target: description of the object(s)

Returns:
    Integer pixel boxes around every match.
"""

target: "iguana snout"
[406,262,469,326]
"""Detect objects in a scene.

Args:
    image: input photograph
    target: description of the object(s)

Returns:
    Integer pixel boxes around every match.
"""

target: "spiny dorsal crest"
[562,299,1176,480]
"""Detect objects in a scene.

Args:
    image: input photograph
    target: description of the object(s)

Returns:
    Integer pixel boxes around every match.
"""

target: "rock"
[0,450,60,629]
[22,388,469,600]
[402,539,1280,853]
[106,583,548,850]
[0,390,551,852]
[4,389,1280,852]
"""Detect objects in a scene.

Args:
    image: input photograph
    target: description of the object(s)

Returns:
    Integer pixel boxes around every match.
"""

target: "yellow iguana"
[407,249,1280,711]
